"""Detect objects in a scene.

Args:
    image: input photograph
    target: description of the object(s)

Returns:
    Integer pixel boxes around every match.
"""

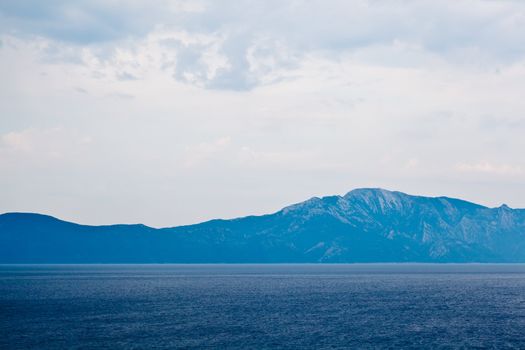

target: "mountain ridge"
[1,188,525,263]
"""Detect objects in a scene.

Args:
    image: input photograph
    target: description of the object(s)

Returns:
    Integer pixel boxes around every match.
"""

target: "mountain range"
[1,188,525,263]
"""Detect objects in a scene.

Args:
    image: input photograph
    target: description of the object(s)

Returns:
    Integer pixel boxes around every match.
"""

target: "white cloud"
[457,162,525,176]
[2,129,34,152]
[4,1,525,90]
[1,1,525,226]
[183,136,231,168]
[0,127,94,162]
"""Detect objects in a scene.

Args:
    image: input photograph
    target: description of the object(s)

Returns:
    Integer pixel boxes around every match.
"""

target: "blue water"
[2,264,525,349]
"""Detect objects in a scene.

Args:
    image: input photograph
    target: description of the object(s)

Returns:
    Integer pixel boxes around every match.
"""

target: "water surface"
[2,264,525,349]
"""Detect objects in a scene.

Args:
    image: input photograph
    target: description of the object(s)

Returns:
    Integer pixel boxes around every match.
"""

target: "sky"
[1,0,525,227]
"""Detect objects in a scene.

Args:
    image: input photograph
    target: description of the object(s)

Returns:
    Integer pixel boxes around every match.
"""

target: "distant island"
[1,188,525,263]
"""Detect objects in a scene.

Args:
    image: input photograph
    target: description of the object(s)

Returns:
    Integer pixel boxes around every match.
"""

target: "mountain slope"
[2,188,525,263]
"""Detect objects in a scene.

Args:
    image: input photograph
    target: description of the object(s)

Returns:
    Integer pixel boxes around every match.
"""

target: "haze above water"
[2,264,525,349]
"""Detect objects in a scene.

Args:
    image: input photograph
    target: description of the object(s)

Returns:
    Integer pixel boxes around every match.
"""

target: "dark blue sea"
[2,264,525,349]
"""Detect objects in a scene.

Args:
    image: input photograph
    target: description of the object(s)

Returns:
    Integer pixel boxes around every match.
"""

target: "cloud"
[183,136,232,168]
[456,162,525,176]
[169,35,231,88]
[116,71,138,81]
[0,0,203,44]
[4,1,525,91]
[0,127,92,157]
[2,1,525,226]
[237,146,318,169]
[1,129,34,152]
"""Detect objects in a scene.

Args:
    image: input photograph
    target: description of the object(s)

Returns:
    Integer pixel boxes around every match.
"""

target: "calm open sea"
[2,264,525,349]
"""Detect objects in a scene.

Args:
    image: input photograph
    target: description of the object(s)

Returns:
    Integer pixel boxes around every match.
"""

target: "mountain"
[1,188,525,263]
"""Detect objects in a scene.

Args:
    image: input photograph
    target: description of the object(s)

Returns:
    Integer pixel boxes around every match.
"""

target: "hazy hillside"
[2,189,525,263]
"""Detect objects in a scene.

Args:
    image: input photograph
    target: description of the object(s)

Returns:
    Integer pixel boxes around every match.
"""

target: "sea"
[2,264,525,349]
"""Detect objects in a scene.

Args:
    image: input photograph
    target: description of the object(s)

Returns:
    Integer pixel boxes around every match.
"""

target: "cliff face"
[267,189,525,262]
[2,188,525,263]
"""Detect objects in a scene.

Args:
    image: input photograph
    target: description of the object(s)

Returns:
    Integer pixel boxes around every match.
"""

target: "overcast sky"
[1,0,525,227]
